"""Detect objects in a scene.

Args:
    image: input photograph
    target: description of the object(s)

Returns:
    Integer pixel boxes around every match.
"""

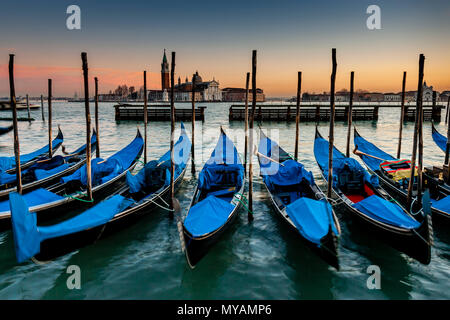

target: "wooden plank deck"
[114,104,206,121]
[229,104,443,122]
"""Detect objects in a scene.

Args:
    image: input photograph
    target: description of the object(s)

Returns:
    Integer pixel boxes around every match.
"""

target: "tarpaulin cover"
[9,192,133,262]
[198,130,244,191]
[34,163,70,180]
[430,195,450,215]
[352,195,420,229]
[184,195,235,237]
[286,197,338,245]
[61,131,143,186]
[261,159,314,189]
[314,132,378,188]
[431,124,446,153]
[0,188,64,214]
[258,135,314,188]
[126,123,191,193]
[0,171,16,185]
[0,155,66,185]
[354,132,396,172]
[0,129,63,172]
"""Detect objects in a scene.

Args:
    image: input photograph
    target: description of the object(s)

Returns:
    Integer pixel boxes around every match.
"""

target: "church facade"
[148,50,222,102]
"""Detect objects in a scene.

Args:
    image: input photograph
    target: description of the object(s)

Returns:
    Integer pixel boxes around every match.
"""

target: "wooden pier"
[229,103,444,122]
[114,104,206,121]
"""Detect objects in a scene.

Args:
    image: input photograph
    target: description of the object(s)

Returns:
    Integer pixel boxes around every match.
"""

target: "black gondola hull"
[182,204,240,268]
[33,167,187,261]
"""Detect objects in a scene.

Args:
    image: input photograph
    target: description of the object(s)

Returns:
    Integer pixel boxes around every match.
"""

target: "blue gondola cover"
[0,188,64,213]
[352,195,420,229]
[9,192,133,263]
[286,198,337,245]
[432,125,446,152]
[0,132,63,172]
[184,195,235,237]
[430,195,450,214]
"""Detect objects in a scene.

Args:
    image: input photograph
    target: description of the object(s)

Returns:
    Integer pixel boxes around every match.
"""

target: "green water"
[0,102,448,299]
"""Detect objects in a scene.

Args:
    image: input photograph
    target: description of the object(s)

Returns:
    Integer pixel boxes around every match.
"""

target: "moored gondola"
[182,128,245,268]
[8,123,191,263]
[354,127,450,224]
[431,122,447,153]
[0,129,143,230]
[315,127,432,265]
[257,129,340,270]
[0,125,13,136]
[1,127,64,174]
[0,130,97,200]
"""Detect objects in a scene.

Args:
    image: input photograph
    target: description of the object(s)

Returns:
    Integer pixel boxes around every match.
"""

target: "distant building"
[222,87,265,102]
[148,51,222,102]
[440,91,450,102]
[384,93,401,102]
[422,82,438,102]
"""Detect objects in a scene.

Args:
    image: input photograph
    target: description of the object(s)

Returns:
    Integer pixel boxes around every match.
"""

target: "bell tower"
[161,49,170,91]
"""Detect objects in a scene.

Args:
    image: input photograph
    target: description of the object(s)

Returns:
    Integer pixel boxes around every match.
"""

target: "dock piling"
[81,52,93,202]
[294,71,302,160]
[48,79,52,158]
[248,50,257,221]
[95,77,100,158]
[397,71,407,159]
[9,54,22,194]
[244,72,250,176]
[345,71,354,158]
[143,71,148,164]
[327,48,337,199]
[407,54,425,208]
[191,73,196,174]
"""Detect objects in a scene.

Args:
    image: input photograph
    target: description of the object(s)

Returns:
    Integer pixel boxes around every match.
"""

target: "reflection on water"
[0,102,448,299]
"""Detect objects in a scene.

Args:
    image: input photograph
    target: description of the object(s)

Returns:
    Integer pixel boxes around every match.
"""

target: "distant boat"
[0,125,13,136]
[0,101,40,111]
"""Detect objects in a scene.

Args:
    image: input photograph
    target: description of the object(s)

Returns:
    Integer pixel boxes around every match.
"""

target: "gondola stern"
[319,225,340,271]
[9,192,41,263]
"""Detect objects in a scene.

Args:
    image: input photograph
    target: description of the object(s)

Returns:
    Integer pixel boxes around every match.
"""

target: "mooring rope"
[63,191,94,203]
[235,192,254,215]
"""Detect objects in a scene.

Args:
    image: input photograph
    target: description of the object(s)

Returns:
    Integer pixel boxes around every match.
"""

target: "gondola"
[431,122,447,153]
[0,130,97,200]
[0,125,13,136]
[354,127,450,223]
[0,129,143,230]
[182,128,245,268]
[314,128,432,265]
[257,129,340,270]
[8,123,190,263]
[0,127,64,174]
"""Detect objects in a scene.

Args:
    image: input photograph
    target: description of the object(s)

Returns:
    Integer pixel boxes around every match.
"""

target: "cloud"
[0,64,160,96]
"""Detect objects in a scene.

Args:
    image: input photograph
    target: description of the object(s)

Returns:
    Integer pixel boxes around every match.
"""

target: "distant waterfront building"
[222,87,265,102]
[161,49,170,91]
[384,93,401,102]
[148,51,222,102]
[440,91,450,102]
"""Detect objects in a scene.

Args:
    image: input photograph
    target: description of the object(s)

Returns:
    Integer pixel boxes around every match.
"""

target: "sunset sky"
[0,0,449,97]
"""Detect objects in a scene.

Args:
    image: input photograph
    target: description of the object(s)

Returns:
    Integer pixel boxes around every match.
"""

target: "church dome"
[193,71,202,84]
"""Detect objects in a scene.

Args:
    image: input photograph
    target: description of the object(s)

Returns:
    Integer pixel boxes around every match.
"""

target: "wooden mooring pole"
[48,79,53,158]
[446,96,450,124]
[397,71,407,159]
[191,73,196,174]
[143,71,148,164]
[327,48,337,199]
[169,51,176,217]
[248,50,257,221]
[294,71,302,160]
[9,54,22,194]
[407,54,425,209]
[244,72,250,176]
[345,71,354,158]
[26,94,31,121]
[81,52,93,202]
[40,94,45,121]
[95,77,100,158]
